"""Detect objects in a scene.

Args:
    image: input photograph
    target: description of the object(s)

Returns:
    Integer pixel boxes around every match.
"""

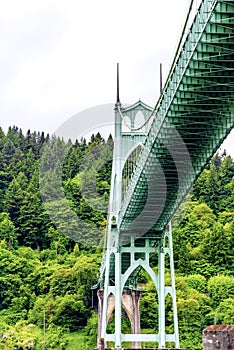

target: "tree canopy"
[0,125,233,349]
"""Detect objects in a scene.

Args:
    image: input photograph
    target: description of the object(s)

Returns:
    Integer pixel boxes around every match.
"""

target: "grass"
[65,330,95,350]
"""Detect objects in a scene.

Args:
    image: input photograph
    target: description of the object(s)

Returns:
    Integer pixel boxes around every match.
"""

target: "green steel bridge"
[96,0,234,348]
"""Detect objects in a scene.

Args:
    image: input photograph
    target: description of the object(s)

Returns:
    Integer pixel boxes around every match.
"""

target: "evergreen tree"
[0,212,18,249]
[4,177,24,227]
[0,139,15,169]
[18,182,50,248]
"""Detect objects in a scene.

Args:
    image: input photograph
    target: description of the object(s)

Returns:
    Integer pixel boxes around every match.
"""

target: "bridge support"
[98,223,180,349]
[97,85,181,348]
[98,289,141,349]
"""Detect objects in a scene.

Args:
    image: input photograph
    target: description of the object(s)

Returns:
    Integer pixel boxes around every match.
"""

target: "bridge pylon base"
[93,347,187,350]
[98,222,180,349]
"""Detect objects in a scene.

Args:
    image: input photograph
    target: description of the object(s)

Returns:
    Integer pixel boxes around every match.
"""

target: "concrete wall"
[203,325,234,350]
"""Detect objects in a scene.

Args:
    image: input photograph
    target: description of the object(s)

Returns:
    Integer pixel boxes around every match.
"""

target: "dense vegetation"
[0,126,233,349]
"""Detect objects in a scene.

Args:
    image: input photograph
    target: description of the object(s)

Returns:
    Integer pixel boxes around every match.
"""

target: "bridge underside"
[118,0,234,235]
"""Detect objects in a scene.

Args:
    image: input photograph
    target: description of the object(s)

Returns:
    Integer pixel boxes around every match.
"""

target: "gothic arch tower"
[97,64,180,349]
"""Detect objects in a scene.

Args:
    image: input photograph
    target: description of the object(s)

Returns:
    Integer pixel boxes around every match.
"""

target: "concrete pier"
[203,325,234,350]
[98,289,141,349]
[94,348,186,350]
[93,348,186,350]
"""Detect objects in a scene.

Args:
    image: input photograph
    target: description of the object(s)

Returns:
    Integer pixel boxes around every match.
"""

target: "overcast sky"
[0,0,233,155]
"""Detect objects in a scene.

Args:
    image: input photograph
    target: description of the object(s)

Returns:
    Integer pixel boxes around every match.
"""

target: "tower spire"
[116,62,121,106]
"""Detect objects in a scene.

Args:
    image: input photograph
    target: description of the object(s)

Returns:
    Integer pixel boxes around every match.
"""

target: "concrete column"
[131,290,141,349]
[98,291,115,338]
[97,289,141,349]
[121,290,141,348]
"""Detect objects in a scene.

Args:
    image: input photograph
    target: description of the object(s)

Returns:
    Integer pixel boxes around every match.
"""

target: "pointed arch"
[121,259,158,293]
[164,234,169,249]
[134,111,145,132]
[122,116,131,132]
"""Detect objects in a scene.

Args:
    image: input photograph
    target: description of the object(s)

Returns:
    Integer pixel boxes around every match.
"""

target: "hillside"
[0,126,233,350]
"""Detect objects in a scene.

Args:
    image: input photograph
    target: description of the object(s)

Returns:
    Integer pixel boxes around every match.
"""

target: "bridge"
[94,0,234,349]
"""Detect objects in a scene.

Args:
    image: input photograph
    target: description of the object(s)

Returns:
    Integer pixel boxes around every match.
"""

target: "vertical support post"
[97,290,103,340]
[101,250,111,345]
[160,63,163,94]
[115,250,122,348]
[168,221,180,348]
[158,239,166,348]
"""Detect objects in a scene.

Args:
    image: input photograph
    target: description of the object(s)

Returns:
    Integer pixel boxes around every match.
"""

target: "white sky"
[0,0,233,156]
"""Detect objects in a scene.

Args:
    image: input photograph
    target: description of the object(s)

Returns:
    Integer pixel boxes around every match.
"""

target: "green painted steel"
[118,0,234,234]
[97,0,234,349]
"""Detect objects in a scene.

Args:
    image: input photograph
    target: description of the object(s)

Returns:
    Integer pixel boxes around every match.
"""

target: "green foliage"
[84,312,98,347]
[0,212,17,249]
[50,267,77,297]
[0,321,37,350]
[0,125,234,350]
[65,330,92,350]
[140,280,158,330]
[4,177,24,225]
[0,321,69,350]
[185,274,206,293]
[207,275,234,307]
[216,298,234,324]
[52,294,87,330]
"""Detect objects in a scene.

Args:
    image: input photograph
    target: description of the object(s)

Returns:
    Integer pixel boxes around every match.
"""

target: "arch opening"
[139,269,159,348]
[164,234,169,248]
[150,251,159,271]
[165,293,175,341]
[134,111,146,132]
[122,115,131,132]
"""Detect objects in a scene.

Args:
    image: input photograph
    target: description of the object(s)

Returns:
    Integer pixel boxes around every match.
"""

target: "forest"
[0,125,233,350]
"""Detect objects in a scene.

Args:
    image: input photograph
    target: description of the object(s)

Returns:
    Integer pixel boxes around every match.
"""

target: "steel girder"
[118,0,234,235]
